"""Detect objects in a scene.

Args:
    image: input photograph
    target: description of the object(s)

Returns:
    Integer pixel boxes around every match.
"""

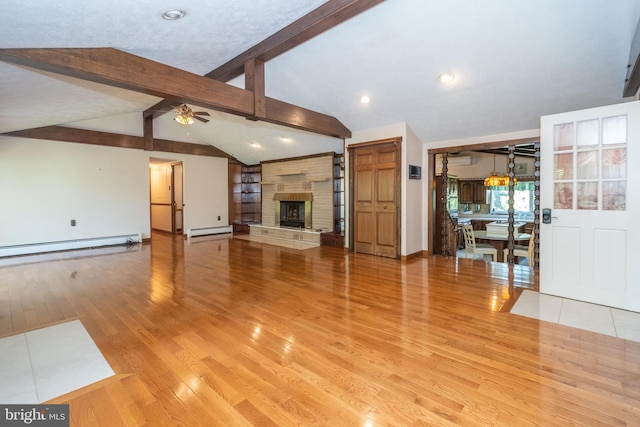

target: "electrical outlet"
[70,219,76,226]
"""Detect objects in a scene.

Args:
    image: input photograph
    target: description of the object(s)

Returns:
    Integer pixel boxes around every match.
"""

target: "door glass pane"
[602,115,627,145]
[603,181,626,211]
[602,181,626,211]
[554,153,573,179]
[577,182,598,210]
[554,183,573,209]
[602,148,627,179]
[554,123,574,151]
[577,150,598,179]
[577,119,599,147]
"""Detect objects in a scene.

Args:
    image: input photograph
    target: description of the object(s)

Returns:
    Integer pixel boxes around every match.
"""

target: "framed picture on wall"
[515,163,528,175]
[409,165,421,179]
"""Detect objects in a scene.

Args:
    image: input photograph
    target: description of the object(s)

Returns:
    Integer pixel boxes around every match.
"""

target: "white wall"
[0,136,228,251]
[180,154,228,231]
[404,125,424,256]
[65,112,229,234]
[1,137,150,246]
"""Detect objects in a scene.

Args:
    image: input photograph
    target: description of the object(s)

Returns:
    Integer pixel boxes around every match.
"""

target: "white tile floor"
[0,320,114,403]
[511,290,640,343]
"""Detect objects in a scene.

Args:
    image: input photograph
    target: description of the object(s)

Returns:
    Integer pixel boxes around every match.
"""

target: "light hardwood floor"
[1,232,639,426]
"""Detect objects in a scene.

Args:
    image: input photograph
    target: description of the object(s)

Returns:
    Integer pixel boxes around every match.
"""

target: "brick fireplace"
[261,154,334,232]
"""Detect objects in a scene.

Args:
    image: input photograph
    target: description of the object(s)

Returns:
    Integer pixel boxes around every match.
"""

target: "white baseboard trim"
[0,233,142,257]
[187,226,233,238]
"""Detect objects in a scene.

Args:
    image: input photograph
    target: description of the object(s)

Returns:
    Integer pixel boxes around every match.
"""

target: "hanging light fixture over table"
[484,154,503,187]
[484,153,517,187]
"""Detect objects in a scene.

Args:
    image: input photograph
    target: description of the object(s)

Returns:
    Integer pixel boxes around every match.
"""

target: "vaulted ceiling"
[1,0,639,165]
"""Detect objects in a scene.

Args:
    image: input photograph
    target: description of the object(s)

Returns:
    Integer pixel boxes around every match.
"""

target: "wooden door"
[351,141,400,258]
[172,162,184,234]
[540,101,640,312]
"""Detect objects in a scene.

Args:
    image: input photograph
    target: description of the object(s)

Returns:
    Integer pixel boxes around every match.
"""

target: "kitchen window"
[487,181,535,216]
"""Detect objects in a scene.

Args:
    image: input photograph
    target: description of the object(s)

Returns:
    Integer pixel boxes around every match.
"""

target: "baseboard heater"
[0,233,142,257]
[187,226,233,238]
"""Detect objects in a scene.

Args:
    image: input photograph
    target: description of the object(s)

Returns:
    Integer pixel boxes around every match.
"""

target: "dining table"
[473,231,531,263]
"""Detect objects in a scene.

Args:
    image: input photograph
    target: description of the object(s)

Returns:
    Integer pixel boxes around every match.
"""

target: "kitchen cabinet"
[460,180,486,204]
[460,181,474,204]
[473,180,486,204]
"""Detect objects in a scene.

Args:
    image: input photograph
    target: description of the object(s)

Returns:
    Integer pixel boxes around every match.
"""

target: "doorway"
[428,139,540,264]
[349,138,401,259]
[172,163,184,234]
[150,158,184,235]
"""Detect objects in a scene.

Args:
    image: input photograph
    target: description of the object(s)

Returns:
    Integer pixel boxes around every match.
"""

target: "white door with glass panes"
[540,101,640,312]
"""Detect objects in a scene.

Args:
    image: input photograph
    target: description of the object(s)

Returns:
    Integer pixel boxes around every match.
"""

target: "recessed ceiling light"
[359,95,371,104]
[162,10,186,20]
[437,73,455,83]
[250,141,260,148]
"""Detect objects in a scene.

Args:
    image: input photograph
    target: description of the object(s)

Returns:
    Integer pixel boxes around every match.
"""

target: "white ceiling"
[1,0,639,165]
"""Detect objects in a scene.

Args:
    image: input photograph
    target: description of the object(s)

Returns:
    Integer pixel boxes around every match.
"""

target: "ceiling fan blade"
[193,111,210,116]
[194,116,209,123]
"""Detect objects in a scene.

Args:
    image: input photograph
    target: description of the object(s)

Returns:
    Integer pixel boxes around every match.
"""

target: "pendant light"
[484,154,503,187]
[484,153,518,187]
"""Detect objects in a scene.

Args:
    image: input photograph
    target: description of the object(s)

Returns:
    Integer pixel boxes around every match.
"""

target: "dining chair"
[503,233,535,266]
[461,224,497,262]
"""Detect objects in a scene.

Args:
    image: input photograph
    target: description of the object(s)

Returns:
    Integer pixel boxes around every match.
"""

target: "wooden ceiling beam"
[245,58,266,120]
[2,126,236,159]
[0,48,253,115]
[263,97,349,138]
[0,48,351,138]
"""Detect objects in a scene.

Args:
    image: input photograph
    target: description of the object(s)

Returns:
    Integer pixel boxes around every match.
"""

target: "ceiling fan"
[172,104,210,126]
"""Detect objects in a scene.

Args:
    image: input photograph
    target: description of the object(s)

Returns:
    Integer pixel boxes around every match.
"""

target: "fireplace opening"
[279,201,305,228]
[274,192,313,229]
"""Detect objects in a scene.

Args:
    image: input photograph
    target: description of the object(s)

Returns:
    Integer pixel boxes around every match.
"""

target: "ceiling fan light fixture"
[174,113,194,126]
[162,10,186,20]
